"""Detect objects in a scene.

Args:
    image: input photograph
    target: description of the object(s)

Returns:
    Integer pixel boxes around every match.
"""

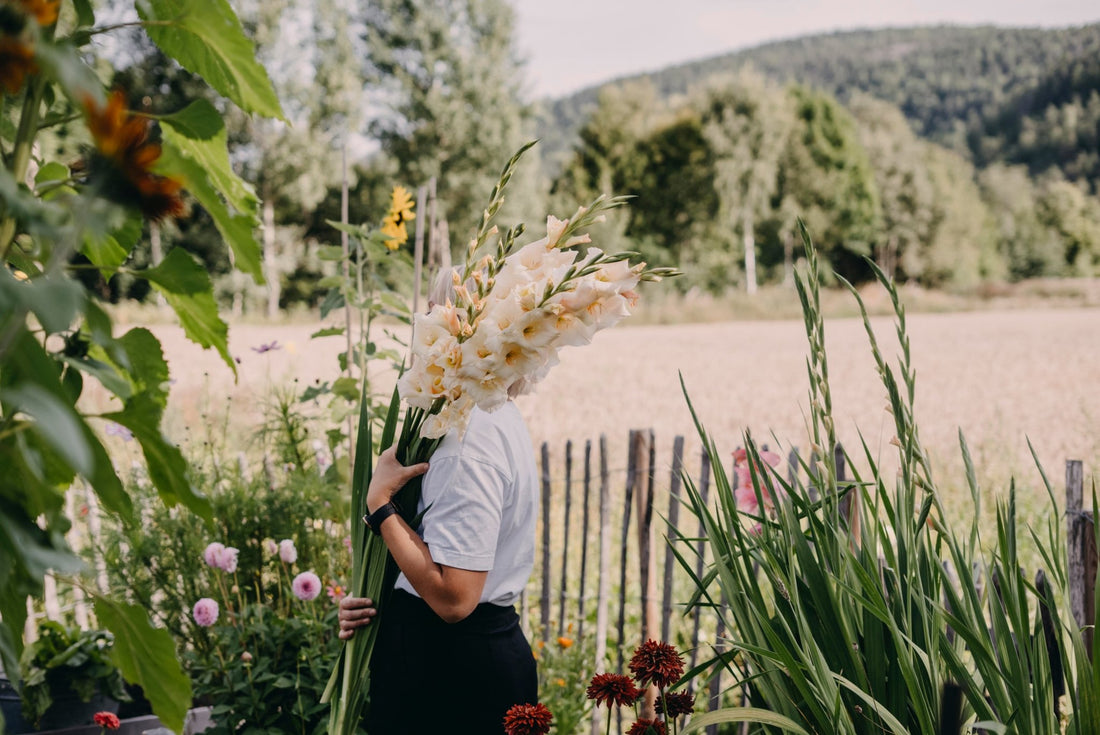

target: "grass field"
[95,298,1100,520]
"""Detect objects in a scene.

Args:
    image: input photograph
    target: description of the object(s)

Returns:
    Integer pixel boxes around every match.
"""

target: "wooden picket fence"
[524,431,1098,733]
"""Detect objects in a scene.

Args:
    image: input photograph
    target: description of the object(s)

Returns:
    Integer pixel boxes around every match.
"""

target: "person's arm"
[367,447,488,623]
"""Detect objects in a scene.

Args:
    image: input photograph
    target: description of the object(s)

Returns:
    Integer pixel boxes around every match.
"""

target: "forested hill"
[538,23,1100,186]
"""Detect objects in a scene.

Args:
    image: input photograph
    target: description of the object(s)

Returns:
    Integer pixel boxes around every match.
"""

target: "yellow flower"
[380,185,416,250]
[555,678,566,687]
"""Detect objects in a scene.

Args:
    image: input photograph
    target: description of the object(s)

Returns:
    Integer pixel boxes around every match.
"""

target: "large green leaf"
[3,385,93,476]
[158,99,225,141]
[157,132,264,284]
[159,105,257,216]
[116,328,171,413]
[94,598,192,733]
[0,269,84,335]
[136,0,284,120]
[104,393,212,522]
[80,213,142,280]
[142,248,235,373]
[681,707,810,734]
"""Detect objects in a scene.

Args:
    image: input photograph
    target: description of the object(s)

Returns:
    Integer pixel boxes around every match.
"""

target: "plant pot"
[0,675,32,735]
[34,692,119,731]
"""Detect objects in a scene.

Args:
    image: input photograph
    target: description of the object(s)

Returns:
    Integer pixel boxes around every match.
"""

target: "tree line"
[67,8,1100,305]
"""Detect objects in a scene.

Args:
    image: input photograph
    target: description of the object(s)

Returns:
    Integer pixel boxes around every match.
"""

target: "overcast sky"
[513,0,1100,99]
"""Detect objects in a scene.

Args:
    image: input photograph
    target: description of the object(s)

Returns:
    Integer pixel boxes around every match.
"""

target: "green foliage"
[93,598,192,734]
[19,622,130,729]
[363,0,537,242]
[535,631,593,735]
[96,464,349,654]
[674,227,1100,733]
[0,0,282,725]
[545,24,1100,290]
[189,603,341,735]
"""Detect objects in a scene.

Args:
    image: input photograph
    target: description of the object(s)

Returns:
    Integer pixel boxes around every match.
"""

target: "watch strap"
[365,501,400,535]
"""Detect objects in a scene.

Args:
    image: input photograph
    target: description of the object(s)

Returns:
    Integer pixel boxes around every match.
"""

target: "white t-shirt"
[394,402,539,607]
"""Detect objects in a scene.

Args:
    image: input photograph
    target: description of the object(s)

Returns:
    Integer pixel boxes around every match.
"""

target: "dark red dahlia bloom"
[629,639,685,689]
[586,672,642,708]
[656,690,695,718]
[627,718,667,735]
[502,702,553,735]
[93,711,121,730]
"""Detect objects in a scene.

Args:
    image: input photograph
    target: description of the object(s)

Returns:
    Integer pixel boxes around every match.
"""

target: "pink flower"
[732,447,783,513]
[202,542,225,568]
[279,539,297,564]
[343,536,352,554]
[326,584,347,603]
[202,542,239,572]
[292,571,322,601]
[192,598,219,627]
[262,538,278,557]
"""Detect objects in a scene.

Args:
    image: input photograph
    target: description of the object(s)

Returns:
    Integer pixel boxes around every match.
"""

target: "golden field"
[97,303,1100,516]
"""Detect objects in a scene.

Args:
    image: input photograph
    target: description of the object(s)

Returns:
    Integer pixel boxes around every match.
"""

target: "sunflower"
[19,0,59,26]
[0,35,36,94]
[380,185,416,249]
[82,90,185,222]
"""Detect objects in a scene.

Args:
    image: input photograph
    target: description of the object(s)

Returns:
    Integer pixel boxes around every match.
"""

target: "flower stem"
[0,76,47,259]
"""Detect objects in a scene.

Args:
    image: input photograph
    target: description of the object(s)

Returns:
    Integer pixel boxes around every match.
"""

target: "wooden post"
[1036,569,1066,717]
[412,184,427,318]
[617,431,638,675]
[787,447,799,487]
[1066,459,1096,657]
[662,436,685,644]
[558,440,574,637]
[707,589,728,733]
[540,442,552,639]
[593,436,611,735]
[689,449,712,674]
[578,439,593,639]
[938,682,963,735]
[634,430,658,720]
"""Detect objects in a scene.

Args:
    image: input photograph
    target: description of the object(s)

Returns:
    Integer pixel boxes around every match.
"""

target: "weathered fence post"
[540,442,552,639]
[1066,459,1096,657]
[635,430,658,719]
[593,435,611,735]
[578,439,593,639]
[689,448,712,676]
[558,440,574,638]
[662,436,685,644]
[1036,569,1066,716]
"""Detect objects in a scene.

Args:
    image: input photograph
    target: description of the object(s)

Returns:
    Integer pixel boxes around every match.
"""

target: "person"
[338,274,541,735]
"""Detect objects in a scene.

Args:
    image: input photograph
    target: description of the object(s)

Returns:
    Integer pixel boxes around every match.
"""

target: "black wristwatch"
[364,501,401,536]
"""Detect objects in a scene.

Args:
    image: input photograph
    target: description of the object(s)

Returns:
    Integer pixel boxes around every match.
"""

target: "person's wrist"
[365,500,401,536]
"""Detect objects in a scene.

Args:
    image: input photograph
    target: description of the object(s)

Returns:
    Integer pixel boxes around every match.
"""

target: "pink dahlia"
[292,571,322,601]
[192,597,219,627]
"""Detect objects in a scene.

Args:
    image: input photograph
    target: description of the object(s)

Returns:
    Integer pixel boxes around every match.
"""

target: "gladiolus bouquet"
[322,143,676,733]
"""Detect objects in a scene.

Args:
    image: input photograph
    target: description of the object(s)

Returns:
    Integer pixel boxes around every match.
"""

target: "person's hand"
[366,447,429,514]
[338,596,377,640]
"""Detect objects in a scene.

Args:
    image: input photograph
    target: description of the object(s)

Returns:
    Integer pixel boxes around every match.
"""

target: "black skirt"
[365,589,538,735]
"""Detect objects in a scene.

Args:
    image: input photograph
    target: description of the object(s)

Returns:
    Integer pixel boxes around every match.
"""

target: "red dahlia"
[93,711,121,730]
[627,718,667,735]
[586,672,642,708]
[656,690,695,718]
[502,702,553,735]
[628,639,685,689]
